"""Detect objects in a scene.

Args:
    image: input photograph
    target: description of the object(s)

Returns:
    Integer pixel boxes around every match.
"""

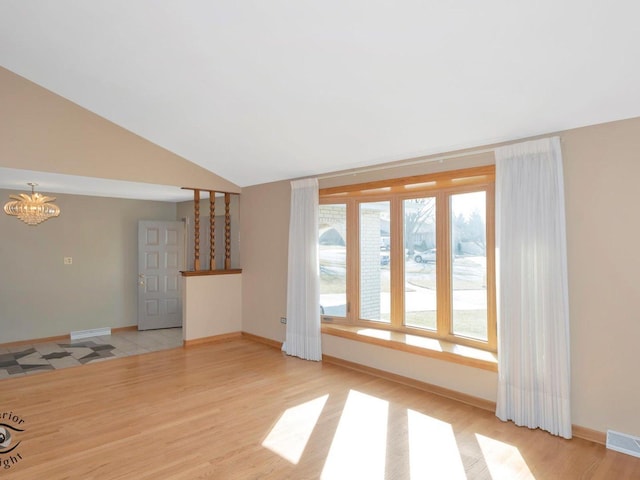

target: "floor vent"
[70,327,112,340]
[606,430,640,458]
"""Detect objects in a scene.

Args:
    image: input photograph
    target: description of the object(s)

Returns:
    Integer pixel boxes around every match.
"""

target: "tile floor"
[0,328,183,379]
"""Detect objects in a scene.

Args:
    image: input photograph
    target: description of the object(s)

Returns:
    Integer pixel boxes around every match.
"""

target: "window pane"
[360,201,390,322]
[319,204,347,317]
[403,197,436,330]
[451,191,488,340]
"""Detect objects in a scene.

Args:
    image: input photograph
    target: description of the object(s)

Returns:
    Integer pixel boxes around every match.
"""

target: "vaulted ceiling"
[1,2,639,189]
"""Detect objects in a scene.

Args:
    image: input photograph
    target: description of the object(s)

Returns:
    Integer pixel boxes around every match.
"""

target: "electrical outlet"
[280,317,287,324]
[63,257,73,265]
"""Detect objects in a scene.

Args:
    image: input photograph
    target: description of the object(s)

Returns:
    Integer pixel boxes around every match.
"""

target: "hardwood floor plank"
[0,340,638,479]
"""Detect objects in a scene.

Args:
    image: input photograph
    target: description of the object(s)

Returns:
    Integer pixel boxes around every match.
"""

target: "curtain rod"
[317,146,497,180]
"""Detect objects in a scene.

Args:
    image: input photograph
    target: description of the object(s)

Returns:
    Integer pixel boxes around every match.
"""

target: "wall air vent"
[70,327,112,340]
[606,430,640,458]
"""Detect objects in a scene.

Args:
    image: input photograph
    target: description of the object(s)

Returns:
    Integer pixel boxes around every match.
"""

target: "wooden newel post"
[194,189,200,271]
[209,193,216,270]
[225,193,231,270]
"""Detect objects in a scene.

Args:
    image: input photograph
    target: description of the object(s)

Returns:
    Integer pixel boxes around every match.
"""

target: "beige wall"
[322,335,499,400]
[240,180,291,342]
[240,117,640,437]
[183,275,242,341]
[0,189,177,343]
[0,67,239,193]
[562,118,640,436]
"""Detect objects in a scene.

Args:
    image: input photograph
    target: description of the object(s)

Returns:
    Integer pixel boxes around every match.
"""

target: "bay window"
[319,166,496,351]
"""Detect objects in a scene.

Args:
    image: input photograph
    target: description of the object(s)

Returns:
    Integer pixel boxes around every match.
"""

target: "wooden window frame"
[320,165,496,352]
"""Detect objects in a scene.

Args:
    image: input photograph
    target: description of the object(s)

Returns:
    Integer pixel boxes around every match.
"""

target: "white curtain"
[495,137,572,438]
[283,178,322,361]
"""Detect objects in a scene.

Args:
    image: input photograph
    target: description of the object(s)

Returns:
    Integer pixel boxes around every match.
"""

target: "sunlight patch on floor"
[407,409,466,479]
[475,433,535,479]
[262,394,329,464]
[321,390,389,480]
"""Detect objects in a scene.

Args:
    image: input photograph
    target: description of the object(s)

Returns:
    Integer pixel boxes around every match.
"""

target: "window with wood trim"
[319,166,496,351]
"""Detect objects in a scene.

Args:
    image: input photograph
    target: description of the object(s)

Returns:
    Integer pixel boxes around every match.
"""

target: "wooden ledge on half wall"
[180,269,243,277]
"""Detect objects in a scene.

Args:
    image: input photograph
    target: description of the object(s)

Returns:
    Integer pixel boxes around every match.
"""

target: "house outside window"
[319,165,496,352]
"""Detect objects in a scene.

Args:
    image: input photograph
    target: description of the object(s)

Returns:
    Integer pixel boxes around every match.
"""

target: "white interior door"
[138,220,184,330]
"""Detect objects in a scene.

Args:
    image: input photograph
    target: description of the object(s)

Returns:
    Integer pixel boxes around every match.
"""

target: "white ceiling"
[1,1,640,195]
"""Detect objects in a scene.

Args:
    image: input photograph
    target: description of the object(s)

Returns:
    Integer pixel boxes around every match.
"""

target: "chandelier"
[4,183,61,225]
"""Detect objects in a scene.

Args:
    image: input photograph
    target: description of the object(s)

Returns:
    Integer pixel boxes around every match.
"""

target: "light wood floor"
[0,339,638,479]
